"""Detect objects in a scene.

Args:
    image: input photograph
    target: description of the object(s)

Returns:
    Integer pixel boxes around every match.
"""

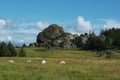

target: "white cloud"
[16,39,25,43]
[1,17,120,46]
[0,18,49,46]
[0,37,5,41]
[0,19,6,28]
[7,36,12,41]
[35,22,48,30]
[101,19,120,29]
[90,19,120,35]
[6,19,18,28]
[76,16,92,33]
[65,16,92,34]
[0,36,12,41]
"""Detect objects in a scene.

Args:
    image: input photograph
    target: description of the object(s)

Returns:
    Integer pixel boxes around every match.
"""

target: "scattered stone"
[8,60,14,63]
[41,60,46,64]
[26,60,31,63]
[59,61,66,64]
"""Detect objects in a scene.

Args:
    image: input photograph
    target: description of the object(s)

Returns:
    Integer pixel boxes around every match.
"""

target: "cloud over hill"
[0,16,120,46]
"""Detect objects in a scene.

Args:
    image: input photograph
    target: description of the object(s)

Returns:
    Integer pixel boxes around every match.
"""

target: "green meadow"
[0,47,120,80]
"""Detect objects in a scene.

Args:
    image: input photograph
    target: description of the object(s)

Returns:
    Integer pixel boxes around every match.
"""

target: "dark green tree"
[0,43,2,56]
[22,43,27,47]
[8,41,17,56]
[101,28,120,49]
[0,42,11,56]
[18,47,26,57]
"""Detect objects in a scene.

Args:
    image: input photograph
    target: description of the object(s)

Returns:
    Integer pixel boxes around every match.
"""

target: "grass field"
[0,47,120,80]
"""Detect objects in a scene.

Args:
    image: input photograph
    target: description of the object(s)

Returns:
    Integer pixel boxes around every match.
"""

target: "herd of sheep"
[7,59,66,64]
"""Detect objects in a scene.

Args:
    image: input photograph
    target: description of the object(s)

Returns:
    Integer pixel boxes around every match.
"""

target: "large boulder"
[37,32,51,44]
[43,24,64,40]
[37,24,76,49]
[37,24,64,43]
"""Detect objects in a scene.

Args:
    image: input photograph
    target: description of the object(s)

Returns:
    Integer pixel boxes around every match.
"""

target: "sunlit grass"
[0,47,120,80]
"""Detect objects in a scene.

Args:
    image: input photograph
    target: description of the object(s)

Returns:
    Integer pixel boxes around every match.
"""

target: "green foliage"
[72,36,83,48]
[73,31,105,50]
[74,28,120,51]
[18,47,26,57]
[0,42,11,56]
[22,43,27,47]
[8,42,17,56]
[101,28,120,49]
[0,42,17,57]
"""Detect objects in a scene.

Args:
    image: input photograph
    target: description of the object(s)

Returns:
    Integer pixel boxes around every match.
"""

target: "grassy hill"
[0,47,120,80]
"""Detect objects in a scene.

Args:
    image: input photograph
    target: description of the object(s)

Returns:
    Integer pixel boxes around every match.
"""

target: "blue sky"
[0,0,120,45]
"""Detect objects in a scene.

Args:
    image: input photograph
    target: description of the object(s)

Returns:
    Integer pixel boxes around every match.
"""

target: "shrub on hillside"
[18,47,26,57]
[8,42,17,56]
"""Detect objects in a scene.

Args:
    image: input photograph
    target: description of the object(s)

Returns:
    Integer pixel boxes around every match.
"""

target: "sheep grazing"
[59,61,66,64]
[8,60,14,63]
[41,60,46,64]
[26,60,31,63]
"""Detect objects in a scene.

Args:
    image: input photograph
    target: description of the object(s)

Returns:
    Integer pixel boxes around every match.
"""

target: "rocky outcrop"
[42,24,64,40]
[37,24,77,49]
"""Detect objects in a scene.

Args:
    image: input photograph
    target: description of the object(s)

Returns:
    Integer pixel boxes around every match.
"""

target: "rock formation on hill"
[36,24,77,49]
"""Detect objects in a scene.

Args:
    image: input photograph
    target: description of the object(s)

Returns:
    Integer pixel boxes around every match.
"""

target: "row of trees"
[0,42,26,57]
[101,28,120,49]
[73,28,120,51]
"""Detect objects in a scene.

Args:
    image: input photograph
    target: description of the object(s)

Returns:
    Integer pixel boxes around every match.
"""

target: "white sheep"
[8,60,14,63]
[41,60,46,64]
[59,61,66,64]
[26,60,31,63]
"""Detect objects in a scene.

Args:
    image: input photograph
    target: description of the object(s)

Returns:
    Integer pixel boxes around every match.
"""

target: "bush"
[18,47,26,57]
[97,50,113,58]
[105,50,113,58]
[8,42,17,56]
